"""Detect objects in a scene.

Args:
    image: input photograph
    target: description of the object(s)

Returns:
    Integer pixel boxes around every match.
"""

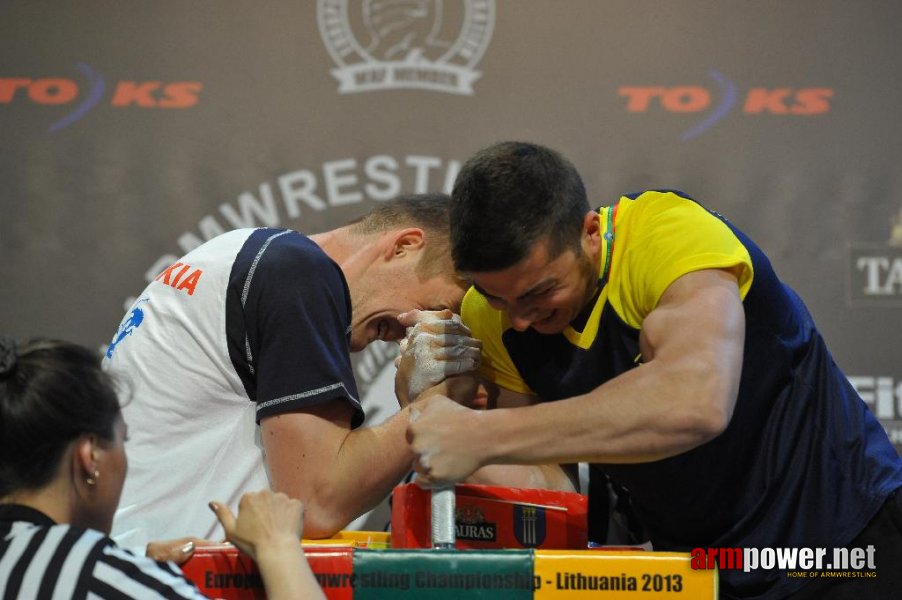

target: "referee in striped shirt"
[0,337,324,599]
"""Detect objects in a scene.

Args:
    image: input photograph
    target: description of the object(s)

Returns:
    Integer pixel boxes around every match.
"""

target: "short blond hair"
[350,193,459,282]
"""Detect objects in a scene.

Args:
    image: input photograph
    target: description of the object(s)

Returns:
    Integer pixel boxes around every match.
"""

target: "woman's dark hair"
[0,337,121,497]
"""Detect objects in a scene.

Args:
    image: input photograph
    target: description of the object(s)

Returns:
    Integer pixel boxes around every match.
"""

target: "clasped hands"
[395,309,491,487]
[394,309,485,408]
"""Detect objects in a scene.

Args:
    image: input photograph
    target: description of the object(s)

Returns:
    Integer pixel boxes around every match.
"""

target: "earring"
[85,470,100,486]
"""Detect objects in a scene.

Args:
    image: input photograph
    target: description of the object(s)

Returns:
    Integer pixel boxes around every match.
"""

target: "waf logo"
[318,0,494,95]
[618,70,833,140]
[1,62,202,132]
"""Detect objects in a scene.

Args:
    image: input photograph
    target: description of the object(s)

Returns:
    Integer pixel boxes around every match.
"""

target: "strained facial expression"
[348,273,467,351]
[468,238,598,334]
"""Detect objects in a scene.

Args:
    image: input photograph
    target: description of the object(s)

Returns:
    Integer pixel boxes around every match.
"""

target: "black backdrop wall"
[3,3,900,520]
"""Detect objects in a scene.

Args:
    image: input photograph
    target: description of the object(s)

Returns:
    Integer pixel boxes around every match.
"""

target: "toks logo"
[1,62,202,132]
[318,0,494,95]
[618,70,833,140]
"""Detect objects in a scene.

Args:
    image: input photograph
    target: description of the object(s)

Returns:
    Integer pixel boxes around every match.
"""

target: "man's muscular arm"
[461,386,577,492]
[262,400,414,538]
[396,310,576,492]
[409,269,745,485]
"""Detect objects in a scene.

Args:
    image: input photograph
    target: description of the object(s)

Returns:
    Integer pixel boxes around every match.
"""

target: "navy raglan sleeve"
[225,228,364,427]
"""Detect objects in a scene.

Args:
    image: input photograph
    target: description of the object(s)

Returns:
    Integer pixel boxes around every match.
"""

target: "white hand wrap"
[400,312,482,401]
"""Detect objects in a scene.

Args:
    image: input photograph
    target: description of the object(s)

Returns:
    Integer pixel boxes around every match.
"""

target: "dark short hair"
[350,192,458,281]
[450,141,589,272]
[0,338,121,497]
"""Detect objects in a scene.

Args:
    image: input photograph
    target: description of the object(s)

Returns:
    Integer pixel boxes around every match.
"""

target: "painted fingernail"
[181,541,195,554]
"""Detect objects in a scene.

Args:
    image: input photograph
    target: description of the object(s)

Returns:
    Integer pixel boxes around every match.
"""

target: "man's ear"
[384,227,426,260]
[582,210,601,254]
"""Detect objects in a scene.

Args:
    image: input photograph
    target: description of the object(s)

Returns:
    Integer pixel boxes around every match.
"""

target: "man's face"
[348,267,467,352]
[469,237,599,334]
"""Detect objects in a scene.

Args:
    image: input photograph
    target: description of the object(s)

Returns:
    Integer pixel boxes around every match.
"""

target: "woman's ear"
[73,435,98,484]
[384,227,425,260]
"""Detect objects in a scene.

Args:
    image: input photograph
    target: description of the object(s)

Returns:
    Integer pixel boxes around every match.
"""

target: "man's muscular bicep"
[637,268,745,436]
[260,400,354,497]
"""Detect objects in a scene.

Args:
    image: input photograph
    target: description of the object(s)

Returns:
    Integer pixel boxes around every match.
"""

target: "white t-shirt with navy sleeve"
[104,228,362,549]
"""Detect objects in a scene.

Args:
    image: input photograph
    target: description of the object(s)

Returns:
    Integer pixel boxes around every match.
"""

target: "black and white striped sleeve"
[1,522,207,599]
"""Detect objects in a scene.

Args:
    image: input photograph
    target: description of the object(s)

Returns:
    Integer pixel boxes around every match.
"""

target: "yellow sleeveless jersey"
[461,190,754,395]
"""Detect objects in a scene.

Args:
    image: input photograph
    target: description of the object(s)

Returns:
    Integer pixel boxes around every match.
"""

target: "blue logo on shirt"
[106,298,149,359]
